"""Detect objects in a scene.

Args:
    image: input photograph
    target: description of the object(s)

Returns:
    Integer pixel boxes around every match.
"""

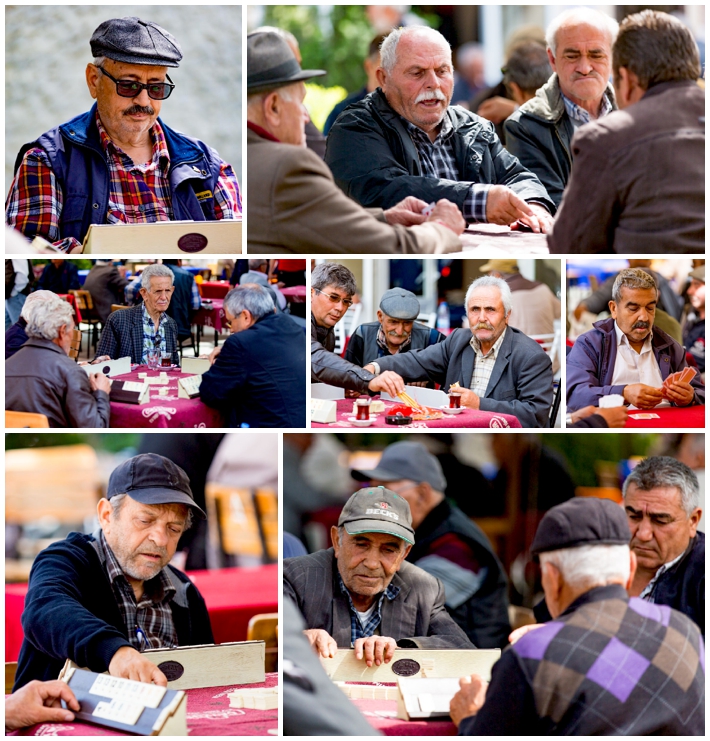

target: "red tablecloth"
[5,565,277,662]
[281,285,306,303]
[8,674,278,736]
[200,281,231,299]
[624,404,705,428]
[193,298,226,332]
[57,294,83,323]
[109,365,224,428]
[311,398,522,429]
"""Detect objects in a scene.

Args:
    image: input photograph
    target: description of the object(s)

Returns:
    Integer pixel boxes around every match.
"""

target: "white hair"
[140,264,174,290]
[540,544,630,590]
[93,56,107,68]
[465,276,512,317]
[380,26,451,73]
[25,294,74,340]
[20,290,57,321]
[546,7,619,56]
[622,456,700,516]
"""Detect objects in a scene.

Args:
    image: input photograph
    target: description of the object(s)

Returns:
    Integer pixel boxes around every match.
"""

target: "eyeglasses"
[314,288,353,308]
[97,66,175,100]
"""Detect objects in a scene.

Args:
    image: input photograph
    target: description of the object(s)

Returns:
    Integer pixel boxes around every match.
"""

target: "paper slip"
[93,698,144,725]
[629,413,660,420]
[89,673,166,708]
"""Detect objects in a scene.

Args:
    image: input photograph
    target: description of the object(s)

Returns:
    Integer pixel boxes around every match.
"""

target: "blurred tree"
[5,433,140,452]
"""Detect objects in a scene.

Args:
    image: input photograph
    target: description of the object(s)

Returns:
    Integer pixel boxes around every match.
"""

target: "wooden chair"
[5,662,17,694]
[247,614,278,673]
[110,303,130,313]
[68,327,82,360]
[70,289,101,358]
[5,411,50,428]
[254,488,278,562]
[206,483,265,566]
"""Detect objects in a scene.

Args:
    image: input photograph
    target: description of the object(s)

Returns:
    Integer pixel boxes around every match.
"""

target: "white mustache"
[415,89,446,104]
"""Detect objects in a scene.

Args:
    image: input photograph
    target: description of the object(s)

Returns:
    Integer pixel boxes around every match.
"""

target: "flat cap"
[352,441,447,492]
[689,265,705,283]
[479,259,519,274]
[379,288,420,320]
[247,31,325,93]
[91,17,183,68]
[531,497,630,555]
[339,486,415,545]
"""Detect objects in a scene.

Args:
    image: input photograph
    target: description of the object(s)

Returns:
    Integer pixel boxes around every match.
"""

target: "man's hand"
[303,629,337,658]
[449,674,488,727]
[623,383,664,409]
[353,636,397,667]
[517,203,554,234]
[664,379,695,407]
[426,200,466,235]
[368,371,405,398]
[209,345,222,364]
[91,355,111,364]
[476,96,517,124]
[486,186,537,228]
[384,196,429,226]
[5,680,80,731]
[508,623,544,645]
[451,388,480,410]
[570,405,628,428]
[89,372,111,394]
[108,646,167,686]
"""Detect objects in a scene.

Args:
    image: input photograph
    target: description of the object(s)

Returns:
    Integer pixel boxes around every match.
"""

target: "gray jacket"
[5,339,110,428]
[284,548,473,649]
[375,326,553,428]
[311,313,375,392]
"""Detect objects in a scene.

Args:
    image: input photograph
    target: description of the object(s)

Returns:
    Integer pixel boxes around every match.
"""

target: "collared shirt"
[610,321,667,407]
[338,573,400,647]
[141,303,169,364]
[6,111,242,253]
[561,90,614,129]
[639,549,686,601]
[376,325,412,355]
[469,328,507,397]
[97,530,178,651]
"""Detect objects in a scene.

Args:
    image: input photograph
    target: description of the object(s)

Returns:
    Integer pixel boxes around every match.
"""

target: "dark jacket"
[37,261,81,293]
[83,263,129,324]
[164,263,199,340]
[684,317,705,374]
[95,304,179,365]
[15,532,214,688]
[14,103,223,244]
[284,548,473,649]
[375,326,553,428]
[505,74,617,208]
[566,316,705,410]
[311,313,375,392]
[5,338,110,428]
[5,317,28,358]
[200,312,306,428]
[325,89,554,213]
[548,81,705,254]
[408,500,510,648]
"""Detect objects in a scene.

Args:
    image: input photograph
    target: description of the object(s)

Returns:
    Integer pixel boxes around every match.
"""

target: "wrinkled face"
[625,484,699,573]
[140,277,174,315]
[467,286,508,346]
[332,528,411,603]
[687,279,705,312]
[275,82,310,147]
[102,496,188,583]
[311,283,353,328]
[379,34,454,132]
[225,306,253,334]
[610,287,657,345]
[549,22,612,106]
[88,58,167,143]
[378,311,414,348]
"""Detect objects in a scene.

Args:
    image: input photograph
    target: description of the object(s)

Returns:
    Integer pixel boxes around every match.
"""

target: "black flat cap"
[91,17,183,68]
[247,31,325,94]
[379,288,421,320]
[531,497,630,555]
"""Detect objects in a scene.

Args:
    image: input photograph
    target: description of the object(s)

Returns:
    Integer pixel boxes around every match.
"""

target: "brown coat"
[246,128,461,254]
[548,81,704,254]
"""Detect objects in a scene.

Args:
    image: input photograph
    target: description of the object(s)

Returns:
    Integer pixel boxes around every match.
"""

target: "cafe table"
[456,224,549,255]
[624,405,705,428]
[280,285,306,303]
[200,281,231,299]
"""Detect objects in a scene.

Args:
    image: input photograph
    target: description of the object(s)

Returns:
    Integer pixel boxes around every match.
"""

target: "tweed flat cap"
[379,288,420,320]
[247,31,325,93]
[91,17,183,67]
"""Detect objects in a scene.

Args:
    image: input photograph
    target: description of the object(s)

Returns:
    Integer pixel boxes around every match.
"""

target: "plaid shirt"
[561,90,614,129]
[469,328,507,397]
[141,303,169,364]
[97,530,178,651]
[6,111,242,253]
[338,573,400,646]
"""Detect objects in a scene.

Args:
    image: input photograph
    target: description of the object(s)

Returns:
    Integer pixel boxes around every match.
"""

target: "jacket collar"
[520,73,617,124]
[461,325,514,391]
[559,583,628,618]
[21,337,66,355]
[592,316,674,353]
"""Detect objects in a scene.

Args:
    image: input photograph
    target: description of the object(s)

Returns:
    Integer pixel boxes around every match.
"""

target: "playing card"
[629,413,660,420]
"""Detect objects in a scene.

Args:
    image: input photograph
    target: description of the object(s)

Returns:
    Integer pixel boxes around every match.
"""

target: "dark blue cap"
[91,17,183,68]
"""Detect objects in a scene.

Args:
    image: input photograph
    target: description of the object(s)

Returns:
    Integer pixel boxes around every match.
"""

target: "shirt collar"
[639,547,688,600]
[614,320,653,353]
[405,111,454,144]
[560,89,613,126]
[142,302,167,327]
[470,326,507,358]
[96,110,170,168]
[337,572,400,610]
[247,120,281,143]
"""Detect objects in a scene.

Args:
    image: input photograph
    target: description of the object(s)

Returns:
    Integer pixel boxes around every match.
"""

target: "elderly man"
[450,497,705,734]
[5,290,57,359]
[200,285,305,427]
[549,10,704,253]
[311,262,405,397]
[567,268,704,411]
[623,456,704,633]
[6,17,241,252]
[352,442,510,648]
[284,487,473,665]
[505,8,618,207]
[247,31,463,254]
[95,263,179,365]
[684,265,705,374]
[5,293,111,427]
[83,260,130,324]
[344,287,445,377]
[365,276,553,428]
[14,453,213,688]
[325,27,555,230]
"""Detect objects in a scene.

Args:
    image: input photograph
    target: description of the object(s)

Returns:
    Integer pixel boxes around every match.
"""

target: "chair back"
[68,327,82,359]
[548,380,562,428]
[247,613,278,672]
[254,488,278,561]
[5,411,50,428]
[5,662,17,694]
[206,484,264,560]
[110,304,129,313]
[70,289,94,311]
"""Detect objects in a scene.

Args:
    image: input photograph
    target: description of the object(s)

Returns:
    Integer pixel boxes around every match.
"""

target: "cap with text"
[338,486,415,545]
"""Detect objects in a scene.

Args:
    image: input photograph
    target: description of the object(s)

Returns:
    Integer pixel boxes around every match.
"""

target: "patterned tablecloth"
[280,285,306,303]
[623,404,705,429]
[193,298,226,333]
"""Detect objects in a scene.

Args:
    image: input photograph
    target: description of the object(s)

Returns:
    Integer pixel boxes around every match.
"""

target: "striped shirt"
[338,573,400,647]
[469,328,508,397]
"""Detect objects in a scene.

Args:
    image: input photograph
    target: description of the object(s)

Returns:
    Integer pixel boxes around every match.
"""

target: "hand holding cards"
[662,366,697,406]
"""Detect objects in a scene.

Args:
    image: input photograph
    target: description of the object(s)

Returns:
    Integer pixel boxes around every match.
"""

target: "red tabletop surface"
[109,365,224,428]
[5,565,277,662]
[8,673,278,736]
[57,294,83,324]
[200,281,231,299]
[193,298,226,332]
[311,398,522,429]
[624,404,705,428]
[280,285,306,303]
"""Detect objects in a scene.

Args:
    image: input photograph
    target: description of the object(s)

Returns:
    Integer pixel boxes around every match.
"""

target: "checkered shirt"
[561,90,614,128]
[338,573,400,647]
[376,325,412,354]
[141,303,169,364]
[405,118,489,223]
[6,111,242,253]
[469,328,507,397]
[97,530,178,651]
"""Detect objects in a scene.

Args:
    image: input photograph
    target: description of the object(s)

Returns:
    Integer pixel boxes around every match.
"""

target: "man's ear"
[375,67,387,89]
[330,525,341,555]
[546,47,557,73]
[263,90,282,128]
[609,300,618,319]
[688,508,702,538]
[97,498,113,530]
[86,63,100,99]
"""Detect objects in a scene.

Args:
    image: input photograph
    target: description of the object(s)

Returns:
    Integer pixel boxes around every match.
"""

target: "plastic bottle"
[437,301,450,331]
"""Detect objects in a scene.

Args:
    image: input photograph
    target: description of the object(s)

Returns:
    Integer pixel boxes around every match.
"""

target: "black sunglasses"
[97,66,175,100]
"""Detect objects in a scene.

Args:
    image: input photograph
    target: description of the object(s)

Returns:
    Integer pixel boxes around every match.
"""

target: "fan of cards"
[661,366,696,398]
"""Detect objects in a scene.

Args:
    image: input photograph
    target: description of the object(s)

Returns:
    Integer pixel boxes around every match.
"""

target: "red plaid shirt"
[6,111,241,252]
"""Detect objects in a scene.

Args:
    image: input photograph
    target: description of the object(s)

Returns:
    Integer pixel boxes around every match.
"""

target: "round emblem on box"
[157,660,185,681]
[391,658,420,677]
[102,366,111,374]
[178,233,208,253]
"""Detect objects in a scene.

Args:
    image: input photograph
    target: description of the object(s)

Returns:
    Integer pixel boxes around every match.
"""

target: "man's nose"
[421,69,439,88]
[635,518,654,541]
[132,87,152,107]
[147,525,169,547]
[576,55,594,74]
